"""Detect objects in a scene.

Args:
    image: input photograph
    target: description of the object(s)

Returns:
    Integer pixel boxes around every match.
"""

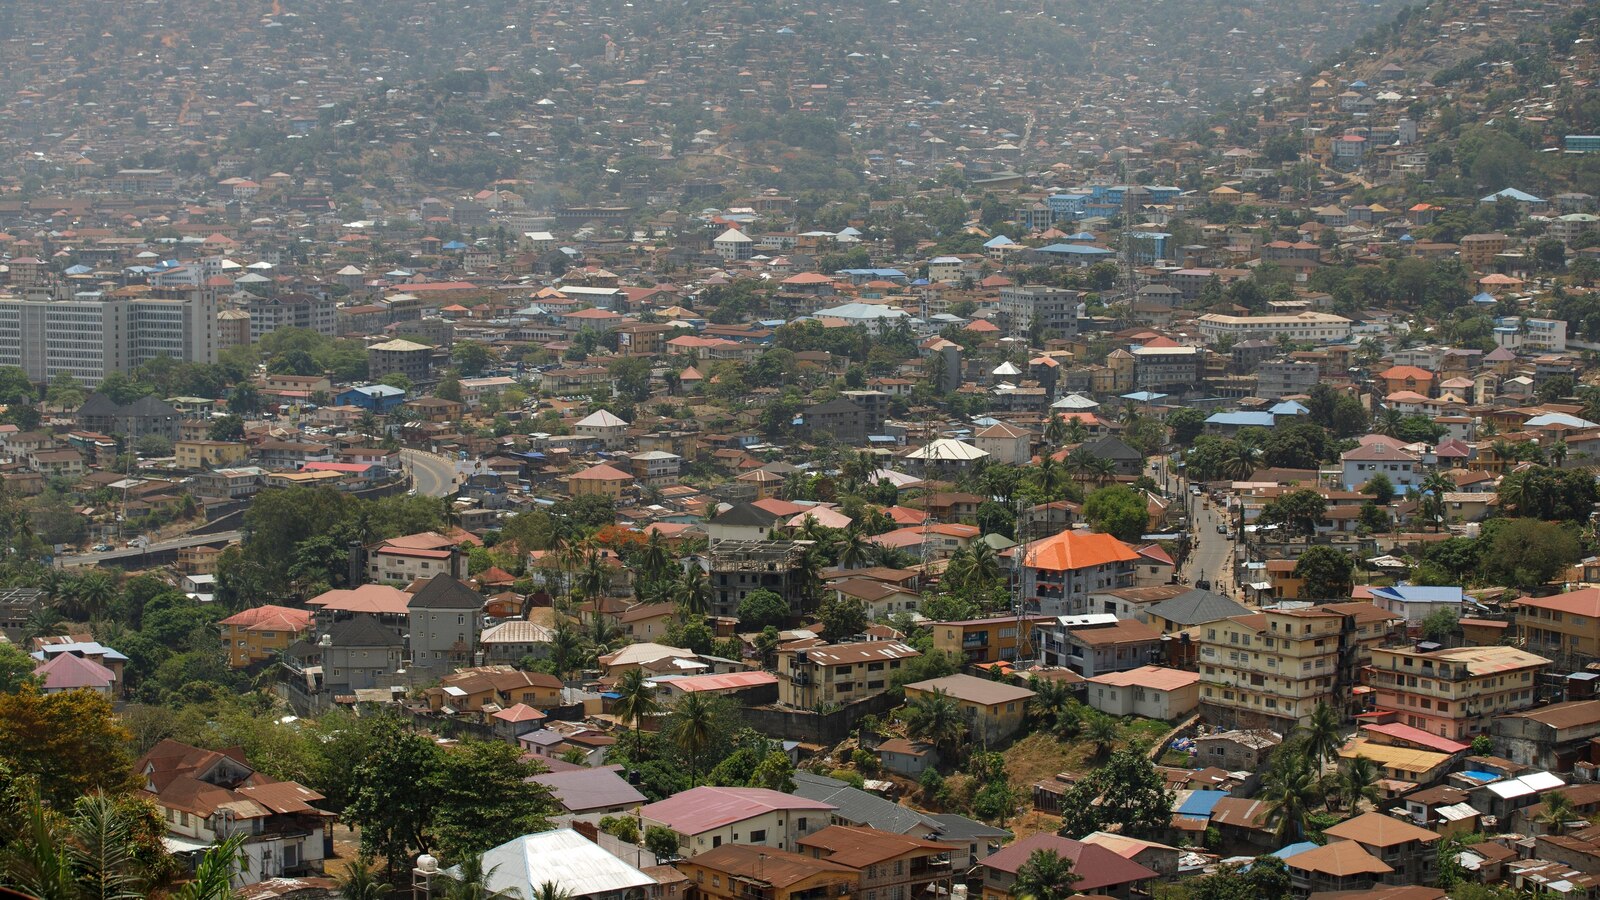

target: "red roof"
[1360,722,1470,754]
[640,787,834,833]
[219,605,314,633]
[980,834,1158,891]
[1515,589,1600,618]
[1023,530,1140,572]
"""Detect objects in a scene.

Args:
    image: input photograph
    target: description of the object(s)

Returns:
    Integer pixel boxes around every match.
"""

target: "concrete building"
[366,338,433,385]
[1367,644,1549,740]
[1085,666,1201,719]
[1017,529,1140,617]
[1195,312,1352,345]
[776,641,920,708]
[996,285,1081,338]
[0,290,217,386]
[639,786,835,857]
[903,674,1035,743]
[406,574,483,673]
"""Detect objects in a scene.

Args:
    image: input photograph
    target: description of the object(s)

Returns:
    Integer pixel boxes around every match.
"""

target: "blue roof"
[1272,842,1320,861]
[1525,412,1600,428]
[983,235,1015,248]
[1481,187,1543,203]
[1269,400,1309,416]
[1370,585,1464,603]
[442,240,468,250]
[1177,790,1228,817]
[1066,232,1098,240]
[344,384,406,398]
[1472,292,1497,304]
[836,268,907,278]
[1460,770,1500,784]
[1121,391,1168,402]
[1205,411,1275,427]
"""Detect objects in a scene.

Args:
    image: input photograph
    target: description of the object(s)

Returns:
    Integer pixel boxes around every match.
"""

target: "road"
[403,449,459,498]
[56,530,243,568]
[1151,456,1238,596]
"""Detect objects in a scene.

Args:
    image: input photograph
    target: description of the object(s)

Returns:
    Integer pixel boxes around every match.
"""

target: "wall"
[735,692,900,744]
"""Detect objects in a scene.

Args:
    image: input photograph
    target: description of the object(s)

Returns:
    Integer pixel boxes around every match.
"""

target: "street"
[402,449,460,498]
[1151,457,1237,596]
[56,530,242,568]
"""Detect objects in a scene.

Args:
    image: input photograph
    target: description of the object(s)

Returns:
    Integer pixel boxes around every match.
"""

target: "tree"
[1538,790,1580,835]
[0,785,177,900]
[451,341,493,377]
[749,750,797,793]
[207,415,245,441]
[336,856,392,900]
[668,692,718,786]
[817,595,867,643]
[644,825,680,861]
[1167,408,1206,446]
[46,373,86,410]
[1082,485,1148,541]
[1421,608,1458,644]
[1085,713,1120,759]
[906,688,967,761]
[1260,750,1321,840]
[1260,422,1328,471]
[0,642,35,692]
[435,856,516,900]
[1012,849,1082,900]
[345,723,440,874]
[172,833,248,900]
[1057,748,1172,841]
[1303,701,1343,770]
[609,356,653,402]
[1291,546,1353,600]
[737,589,789,629]
[1479,518,1581,592]
[0,685,140,806]
[1335,755,1381,812]
[1259,489,1327,540]
[429,740,553,862]
[1498,466,1600,521]
[1362,472,1394,505]
[613,668,661,760]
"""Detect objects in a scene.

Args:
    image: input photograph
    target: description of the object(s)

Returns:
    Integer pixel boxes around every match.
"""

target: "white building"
[466,829,655,900]
[1339,443,1420,491]
[1085,666,1201,719]
[0,290,217,387]
[1196,312,1352,345]
[713,228,754,261]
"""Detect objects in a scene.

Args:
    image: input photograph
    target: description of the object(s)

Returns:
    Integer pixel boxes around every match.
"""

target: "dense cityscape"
[0,0,1599,898]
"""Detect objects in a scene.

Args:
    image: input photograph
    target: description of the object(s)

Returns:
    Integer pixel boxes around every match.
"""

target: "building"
[575,409,630,449]
[679,844,856,900]
[75,393,182,441]
[1198,603,1401,732]
[996,285,1082,338]
[798,826,958,900]
[406,574,483,673]
[1131,345,1203,391]
[1084,665,1201,719]
[976,833,1157,900]
[470,828,655,900]
[174,439,247,470]
[902,674,1035,743]
[219,605,314,668]
[1018,530,1140,617]
[1195,312,1352,345]
[366,338,433,384]
[363,532,468,584]
[1035,617,1162,675]
[246,293,337,339]
[0,290,217,387]
[705,541,809,618]
[639,786,835,857]
[569,463,635,499]
[134,740,330,885]
[1513,589,1600,663]
[931,615,1054,666]
[1367,644,1548,740]
[1319,812,1440,887]
[1340,443,1421,492]
[776,641,920,708]
[1493,700,1600,770]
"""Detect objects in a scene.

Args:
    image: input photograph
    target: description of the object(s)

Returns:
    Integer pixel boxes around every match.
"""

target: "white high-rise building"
[0,290,217,387]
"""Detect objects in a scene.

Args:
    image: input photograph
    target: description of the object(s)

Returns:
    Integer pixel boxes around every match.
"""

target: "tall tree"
[613,669,662,760]
[1012,850,1082,900]
[668,692,718,787]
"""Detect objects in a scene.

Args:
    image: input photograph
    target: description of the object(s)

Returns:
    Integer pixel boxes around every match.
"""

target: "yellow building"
[218,605,314,668]
[903,674,1035,743]
[174,440,248,470]
[777,641,920,708]
[1367,645,1548,740]
[1514,589,1600,661]
[567,462,634,499]
[678,845,857,900]
[931,615,1055,667]
[1338,738,1453,786]
[1198,602,1400,731]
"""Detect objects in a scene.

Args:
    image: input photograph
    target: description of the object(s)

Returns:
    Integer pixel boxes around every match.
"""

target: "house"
[828,578,922,619]
[469,829,655,900]
[1079,832,1183,879]
[1084,666,1201,719]
[1368,585,1465,625]
[707,503,785,544]
[1037,617,1162,676]
[333,384,406,413]
[790,772,1006,869]
[678,845,856,900]
[568,463,635,500]
[1513,589,1600,660]
[218,605,314,668]
[1493,700,1600,771]
[174,440,248,470]
[134,740,330,886]
[575,409,630,449]
[777,641,921,708]
[1320,812,1440,886]
[971,422,1032,465]
[75,393,181,441]
[1018,529,1140,616]
[799,826,958,900]
[406,574,484,673]
[976,833,1157,900]
[364,531,468,584]
[930,615,1055,666]
[528,767,647,815]
[638,786,835,857]
[903,674,1036,743]
[33,652,117,696]
[28,641,126,690]
[1367,644,1549,740]
[1193,729,1282,771]
[1282,841,1394,894]
[876,739,940,777]
[1340,443,1420,491]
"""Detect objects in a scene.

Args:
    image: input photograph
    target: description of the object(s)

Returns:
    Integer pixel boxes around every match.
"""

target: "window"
[712,837,722,849]
[750,829,766,843]
[797,818,807,831]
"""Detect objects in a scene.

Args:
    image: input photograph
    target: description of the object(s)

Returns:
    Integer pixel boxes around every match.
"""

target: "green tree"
[1259,489,1327,540]
[737,589,790,629]
[1291,546,1353,600]
[336,855,392,900]
[1479,518,1581,592]
[905,688,967,761]
[1166,408,1206,446]
[1260,750,1321,840]
[1421,608,1458,643]
[818,595,867,643]
[429,740,553,862]
[345,723,440,875]
[644,825,680,861]
[668,692,719,787]
[608,356,653,402]
[1082,485,1148,541]
[0,685,140,806]
[1362,472,1394,505]
[613,668,662,760]
[1335,755,1382,812]
[0,642,35,692]
[1537,790,1580,835]
[451,341,493,377]
[1012,849,1082,900]
[1057,748,1173,841]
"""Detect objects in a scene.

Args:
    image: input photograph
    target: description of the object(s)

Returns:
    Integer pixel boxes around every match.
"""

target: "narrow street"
[1151,457,1239,597]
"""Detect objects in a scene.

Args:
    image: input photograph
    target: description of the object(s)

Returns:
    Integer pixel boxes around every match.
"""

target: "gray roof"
[926,813,1011,840]
[529,767,646,813]
[1081,436,1143,461]
[793,771,943,834]
[328,616,401,648]
[408,574,483,610]
[1145,589,1251,626]
[710,502,784,528]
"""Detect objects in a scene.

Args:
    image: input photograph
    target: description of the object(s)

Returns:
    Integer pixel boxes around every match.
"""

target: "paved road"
[1186,499,1237,595]
[403,449,459,498]
[56,530,243,568]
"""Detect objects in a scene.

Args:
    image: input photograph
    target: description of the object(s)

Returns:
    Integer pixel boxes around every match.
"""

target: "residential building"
[1368,585,1464,625]
[32,652,117,696]
[1131,345,1203,391]
[1195,312,1352,345]
[569,463,635,499]
[174,439,247,470]
[575,409,630,449]
[1320,812,1440,886]
[246,293,337,339]
[366,338,434,384]
[134,740,329,886]
[1198,603,1401,732]
[1017,529,1140,617]
[931,615,1055,666]
[996,285,1082,338]
[1493,700,1600,770]
[75,393,182,441]
[1084,665,1201,719]
[1340,442,1420,492]
[527,770,646,816]
[1035,617,1162,675]
[1193,729,1282,771]
[705,541,809,618]
[1513,589,1600,663]
[362,531,468,584]
[219,605,314,668]
[1367,644,1548,740]
[976,833,1157,900]
[639,786,835,857]
[799,826,958,900]
[679,845,856,900]
[776,641,920,708]
[406,574,483,673]
[903,674,1035,743]
[790,772,1006,870]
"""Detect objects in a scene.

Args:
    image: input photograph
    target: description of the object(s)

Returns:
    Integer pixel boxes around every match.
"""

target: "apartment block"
[1367,644,1549,740]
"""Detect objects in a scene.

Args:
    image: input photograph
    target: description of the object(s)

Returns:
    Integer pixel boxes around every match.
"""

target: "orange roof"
[1023,530,1140,572]
[218,604,313,632]
[1515,589,1600,618]
[1284,841,1392,877]
[1379,365,1433,382]
[1322,811,1442,847]
[571,463,633,481]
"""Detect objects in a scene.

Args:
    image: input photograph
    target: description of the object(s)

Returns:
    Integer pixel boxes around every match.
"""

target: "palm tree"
[1084,454,1117,486]
[673,566,711,618]
[835,525,870,570]
[1027,678,1073,723]
[2,789,150,899]
[640,530,670,583]
[1551,440,1570,468]
[337,856,392,900]
[614,668,661,758]
[1085,713,1120,760]
[906,688,968,760]
[1537,791,1580,835]
[1303,702,1343,770]
[173,834,248,900]
[577,549,610,601]
[532,881,575,900]
[437,857,516,900]
[1065,448,1096,482]
[1053,703,1084,739]
[1261,751,1322,841]
[1034,455,1066,499]
[548,618,585,680]
[1336,755,1382,812]
[1012,849,1082,900]
[669,692,718,787]
[1218,442,1259,482]
[1374,407,1405,437]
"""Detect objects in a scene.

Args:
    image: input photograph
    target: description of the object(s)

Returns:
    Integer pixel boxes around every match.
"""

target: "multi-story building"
[1017,530,1140,617]
[1198,602,1401,732]
[996,285,1081,338]
[903,674,1036,743]
[931,615,1056,666]
[245,293,338,339]
[0,290,216,386]
[1130,345,1202,391]
[799,826,958,900]
[1513,589,1600,664]
[1195,312,1352,345]
[174,439,248,470]
[704,541,809,618]
[218,605,314,668]
[1254,359,1321,399]
[1460,233,1509,271]
[405,574,483,673]
[366,338,434,385]
[976,833,1156,900]
[640,786,835,858]
[679,845,856,900]
[776,641,920,708]
[1367,645,1549,740]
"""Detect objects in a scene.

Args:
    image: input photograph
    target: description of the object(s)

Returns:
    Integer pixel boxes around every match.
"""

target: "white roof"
[476,829,655,898]
[714,228,752,243]
[992,362,1022,376]
[905,438,988,462]
[1436,802,1479,822]
[1052,393,1100,410]
[576,409,629,428]
[1486,772,1565,799]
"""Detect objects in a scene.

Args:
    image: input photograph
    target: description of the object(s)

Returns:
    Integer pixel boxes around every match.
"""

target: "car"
[92,544,113,552]
[1195,579,1212,590]
[1217,523,1228,534]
